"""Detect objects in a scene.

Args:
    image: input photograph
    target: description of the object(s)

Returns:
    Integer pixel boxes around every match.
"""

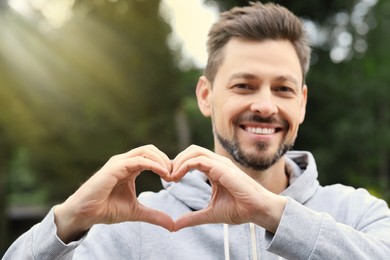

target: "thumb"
[137,205,175,232]
[174,209,213,232]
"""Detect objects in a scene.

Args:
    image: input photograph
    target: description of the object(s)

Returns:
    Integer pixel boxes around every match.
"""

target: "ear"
[299,85,308,124]
[196,76,212,117]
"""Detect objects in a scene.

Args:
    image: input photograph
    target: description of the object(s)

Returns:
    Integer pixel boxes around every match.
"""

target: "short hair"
[205,1,311,85]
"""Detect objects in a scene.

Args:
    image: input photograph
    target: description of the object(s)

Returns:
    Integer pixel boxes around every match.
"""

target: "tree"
[0,0,182,205]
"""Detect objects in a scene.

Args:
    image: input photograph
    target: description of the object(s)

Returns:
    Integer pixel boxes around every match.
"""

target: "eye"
[275,86,294,92]
[274,86,295,94]
[233,83,254,90]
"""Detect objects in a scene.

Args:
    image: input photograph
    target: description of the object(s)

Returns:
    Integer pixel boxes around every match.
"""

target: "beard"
[215,115,294,171]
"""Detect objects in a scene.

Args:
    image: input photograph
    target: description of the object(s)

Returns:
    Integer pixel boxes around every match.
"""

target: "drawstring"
[224,224,230,260]
[223,223,258,260]
[249,223,258,260]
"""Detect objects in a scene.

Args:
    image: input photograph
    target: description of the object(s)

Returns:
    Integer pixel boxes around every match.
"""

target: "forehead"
[215,38,303,86]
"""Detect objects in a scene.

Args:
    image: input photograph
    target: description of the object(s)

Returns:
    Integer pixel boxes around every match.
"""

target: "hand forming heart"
[54,144,286,243]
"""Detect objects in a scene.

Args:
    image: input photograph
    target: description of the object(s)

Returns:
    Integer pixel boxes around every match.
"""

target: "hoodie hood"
[162,151,320,210]
[281,151,320,203]
[162,170,211,211]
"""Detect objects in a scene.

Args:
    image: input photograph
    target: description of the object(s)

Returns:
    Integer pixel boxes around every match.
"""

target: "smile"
[245,127,276,135]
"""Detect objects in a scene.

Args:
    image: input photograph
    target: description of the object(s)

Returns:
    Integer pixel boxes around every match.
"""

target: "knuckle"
[109,154,120,161]
[143,144,155,150]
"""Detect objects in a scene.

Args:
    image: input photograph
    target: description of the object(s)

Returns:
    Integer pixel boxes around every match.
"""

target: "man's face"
[196,38,307,171]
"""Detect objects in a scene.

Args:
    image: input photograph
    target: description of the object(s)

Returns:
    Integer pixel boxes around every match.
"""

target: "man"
[4,2,390,259]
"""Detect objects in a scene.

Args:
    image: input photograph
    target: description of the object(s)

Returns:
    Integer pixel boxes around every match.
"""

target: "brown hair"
[205,1,311,84]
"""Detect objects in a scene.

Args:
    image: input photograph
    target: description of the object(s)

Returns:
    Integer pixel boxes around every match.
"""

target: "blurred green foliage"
[1,0,183,204]
[0,0,185,251]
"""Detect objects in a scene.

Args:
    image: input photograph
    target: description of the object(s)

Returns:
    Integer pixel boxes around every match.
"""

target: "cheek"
[279,101,302,134]
[288,116,302,140]
[212,98,243,133]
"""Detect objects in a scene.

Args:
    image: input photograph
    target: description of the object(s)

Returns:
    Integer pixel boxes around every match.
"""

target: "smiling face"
[197,38,307,171]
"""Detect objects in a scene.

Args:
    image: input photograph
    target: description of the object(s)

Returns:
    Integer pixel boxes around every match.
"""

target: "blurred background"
[0,0,389,255]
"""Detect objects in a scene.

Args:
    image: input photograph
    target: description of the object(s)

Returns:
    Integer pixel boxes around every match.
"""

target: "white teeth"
[246,127,275,135]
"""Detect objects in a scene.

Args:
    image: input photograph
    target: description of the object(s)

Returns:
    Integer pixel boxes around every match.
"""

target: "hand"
[171,145,287,233]
[54,145,174,243]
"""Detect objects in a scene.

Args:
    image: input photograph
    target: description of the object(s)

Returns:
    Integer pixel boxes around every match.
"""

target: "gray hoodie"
[3,151,390,259]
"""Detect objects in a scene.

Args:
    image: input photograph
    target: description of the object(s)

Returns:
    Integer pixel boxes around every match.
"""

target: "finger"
[133,145,172,171]
[136,205,174,232]
[173,145,231,177]
[109,156,171,182]
[119,145,172,172]
[172,145,207,172]
[174,155,256,197]
[172,146,217,181]
[172,155,222,182]
[128,156,172,181]
[141,145,172,172]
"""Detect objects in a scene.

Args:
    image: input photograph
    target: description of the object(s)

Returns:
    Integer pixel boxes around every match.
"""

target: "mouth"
[235,115,287,136]
[245,126,275,134]
[240,125,284,135]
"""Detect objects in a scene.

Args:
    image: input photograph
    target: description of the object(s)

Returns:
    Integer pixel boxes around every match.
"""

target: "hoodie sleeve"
[2,207,85,260]
[265,196,390,259]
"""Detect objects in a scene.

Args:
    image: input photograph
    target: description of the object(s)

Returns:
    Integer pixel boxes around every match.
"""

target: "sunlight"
[7,0,75,29]
[160,0,219,69]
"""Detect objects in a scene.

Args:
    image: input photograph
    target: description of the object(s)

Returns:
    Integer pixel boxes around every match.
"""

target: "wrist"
[54,202,92,243]
[254,195,287,234]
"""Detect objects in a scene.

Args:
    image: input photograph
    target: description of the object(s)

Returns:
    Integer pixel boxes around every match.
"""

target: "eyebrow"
[227,72,259,84]
[274,75,299,86]
[227,72,300,86]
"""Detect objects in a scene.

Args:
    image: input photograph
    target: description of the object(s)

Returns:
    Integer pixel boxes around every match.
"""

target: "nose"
[249,90,278,117]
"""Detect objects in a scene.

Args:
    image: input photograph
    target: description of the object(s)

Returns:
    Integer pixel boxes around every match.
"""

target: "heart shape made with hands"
[94,145,265,233]
[132,154,251,232]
